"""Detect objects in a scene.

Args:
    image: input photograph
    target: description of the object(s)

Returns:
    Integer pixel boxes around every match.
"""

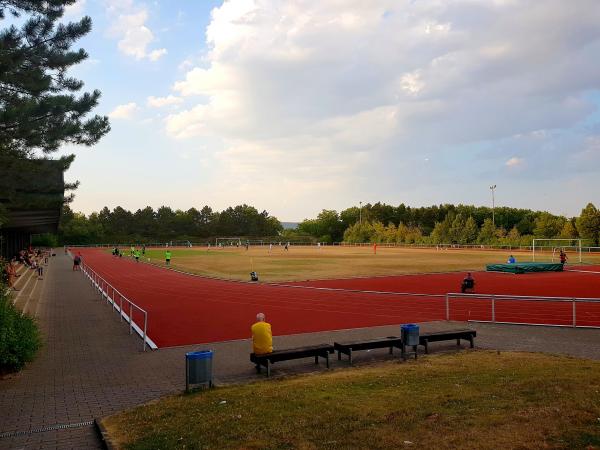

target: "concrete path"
[1,253,600,449]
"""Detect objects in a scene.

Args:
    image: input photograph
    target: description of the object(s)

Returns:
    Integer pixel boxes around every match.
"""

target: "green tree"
[506,226,521,245]
[430,221,448,244]
[477,218,496,244]
[533,212,565,238]
[449,214,466,243]
[559,220,578,239]
[576,203,600,245]
[0,0,109,157]
[298,210,344,242]
[463,217,479,243]
[343,221,375,243]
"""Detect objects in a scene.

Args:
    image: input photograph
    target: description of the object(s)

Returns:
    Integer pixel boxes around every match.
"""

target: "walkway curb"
[94,418,114,450]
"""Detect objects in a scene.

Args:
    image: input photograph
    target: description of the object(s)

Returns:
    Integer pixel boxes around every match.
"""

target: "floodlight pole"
[489,185,497,226]
[359,201,362,225]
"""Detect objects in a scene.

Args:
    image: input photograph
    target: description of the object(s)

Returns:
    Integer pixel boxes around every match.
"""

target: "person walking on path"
[73,253,82,271]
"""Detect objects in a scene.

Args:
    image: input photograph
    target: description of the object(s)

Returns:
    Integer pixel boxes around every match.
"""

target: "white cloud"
[109,102,138,119]
[106,1,167,61]
[147,95,183,108]
[162,0,600,216]
[505,157,524,168]
[148,48,167,61]
[64,0,86,17]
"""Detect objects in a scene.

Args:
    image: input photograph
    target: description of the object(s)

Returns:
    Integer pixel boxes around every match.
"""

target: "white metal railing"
[445,292,600,329]
[78,259,155,351]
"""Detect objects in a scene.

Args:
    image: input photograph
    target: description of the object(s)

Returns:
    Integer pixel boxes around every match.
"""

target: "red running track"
[75,249,600,348]
[290,268,600,328]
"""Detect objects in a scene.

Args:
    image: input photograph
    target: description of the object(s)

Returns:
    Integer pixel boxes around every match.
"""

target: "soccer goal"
[215,237,242,247]
[170,240,193,247]
[532,239,582,263]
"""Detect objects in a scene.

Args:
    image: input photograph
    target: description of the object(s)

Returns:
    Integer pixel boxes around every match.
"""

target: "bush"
[0,285,42,373]
[31,233,59,248]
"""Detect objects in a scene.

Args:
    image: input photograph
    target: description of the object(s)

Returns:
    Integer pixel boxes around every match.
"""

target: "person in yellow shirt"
[251,312,273,354]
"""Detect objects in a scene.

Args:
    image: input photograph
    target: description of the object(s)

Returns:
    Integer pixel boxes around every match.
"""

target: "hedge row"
[0,285,42,373]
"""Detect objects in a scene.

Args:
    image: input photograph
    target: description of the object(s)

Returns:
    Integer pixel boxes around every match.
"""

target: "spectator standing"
[73,253,82,271]
[560,250,568,265]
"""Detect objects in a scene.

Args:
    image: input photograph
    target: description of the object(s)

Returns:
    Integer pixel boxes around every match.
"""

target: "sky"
[54,0,600,221]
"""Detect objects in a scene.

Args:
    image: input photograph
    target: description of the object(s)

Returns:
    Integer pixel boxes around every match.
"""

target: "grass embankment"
[102,351,600,449]
[124,246,591,282]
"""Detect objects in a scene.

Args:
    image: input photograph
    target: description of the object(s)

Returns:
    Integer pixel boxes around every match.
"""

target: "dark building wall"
[0,157,65,259]
[0,229,31,259]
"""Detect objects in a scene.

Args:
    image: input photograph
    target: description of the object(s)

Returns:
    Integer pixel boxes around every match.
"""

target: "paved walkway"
[1,253,600,449]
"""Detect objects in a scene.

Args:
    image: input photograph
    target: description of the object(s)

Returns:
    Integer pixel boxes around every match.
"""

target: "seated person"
[507,255,516,264]
[461,272,475,293]
[251,312,273,354]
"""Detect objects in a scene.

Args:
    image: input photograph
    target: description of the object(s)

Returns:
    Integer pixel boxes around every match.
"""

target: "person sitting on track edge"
[507,254,516,264]
[251,312,273,355]
[461,272,475,293]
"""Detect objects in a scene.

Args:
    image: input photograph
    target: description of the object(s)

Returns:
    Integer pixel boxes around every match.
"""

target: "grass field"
[117,245,600,282]
[101,351,600,450]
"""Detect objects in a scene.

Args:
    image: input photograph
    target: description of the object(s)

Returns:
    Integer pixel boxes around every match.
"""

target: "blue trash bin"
[401,323,420,346]
[186,350,213,391]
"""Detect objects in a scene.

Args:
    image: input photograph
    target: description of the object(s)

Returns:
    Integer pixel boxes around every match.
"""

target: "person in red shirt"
[559,250,568,265]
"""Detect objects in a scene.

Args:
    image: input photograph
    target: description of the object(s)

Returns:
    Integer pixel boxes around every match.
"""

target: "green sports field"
[114,245,600,282]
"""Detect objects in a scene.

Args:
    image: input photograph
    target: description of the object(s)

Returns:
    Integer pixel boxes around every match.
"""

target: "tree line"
[57,202,600,247]
[58,204,283,244]
[289,202,600,246]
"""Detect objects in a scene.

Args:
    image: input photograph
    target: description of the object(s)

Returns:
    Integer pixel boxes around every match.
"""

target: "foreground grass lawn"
[102,351,600,449]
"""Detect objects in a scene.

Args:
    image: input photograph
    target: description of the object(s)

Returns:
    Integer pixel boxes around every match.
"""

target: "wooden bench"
[250,344,335,377]
[418,329,476,354]
[334,336,403,365]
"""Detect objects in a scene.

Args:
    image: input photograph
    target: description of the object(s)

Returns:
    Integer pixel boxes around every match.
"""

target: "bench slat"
[334,337,401,352]
[420,330,476,344]
[250,344,335,375]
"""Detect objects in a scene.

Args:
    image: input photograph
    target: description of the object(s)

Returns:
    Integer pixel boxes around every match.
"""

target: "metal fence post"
[491,295,496,323]
[572,299,576,328]
[143,313,147,352]
[120,297,123,322]
[129,304,133,334]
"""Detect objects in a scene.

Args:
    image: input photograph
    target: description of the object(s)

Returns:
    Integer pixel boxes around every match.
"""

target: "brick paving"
[1,253,600,449]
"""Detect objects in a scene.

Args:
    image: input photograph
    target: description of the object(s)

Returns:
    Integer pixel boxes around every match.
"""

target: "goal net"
[532,239,582,263]
[215,237,243,247]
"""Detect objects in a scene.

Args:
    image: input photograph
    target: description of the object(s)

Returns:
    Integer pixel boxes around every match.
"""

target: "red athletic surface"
[75,249,600,348]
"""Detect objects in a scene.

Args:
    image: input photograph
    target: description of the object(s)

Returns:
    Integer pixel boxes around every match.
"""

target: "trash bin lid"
[186,350,213,360]
[401,323,419,329]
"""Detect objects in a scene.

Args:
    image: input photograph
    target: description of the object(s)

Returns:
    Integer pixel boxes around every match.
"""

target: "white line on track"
[565,269,600,274]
